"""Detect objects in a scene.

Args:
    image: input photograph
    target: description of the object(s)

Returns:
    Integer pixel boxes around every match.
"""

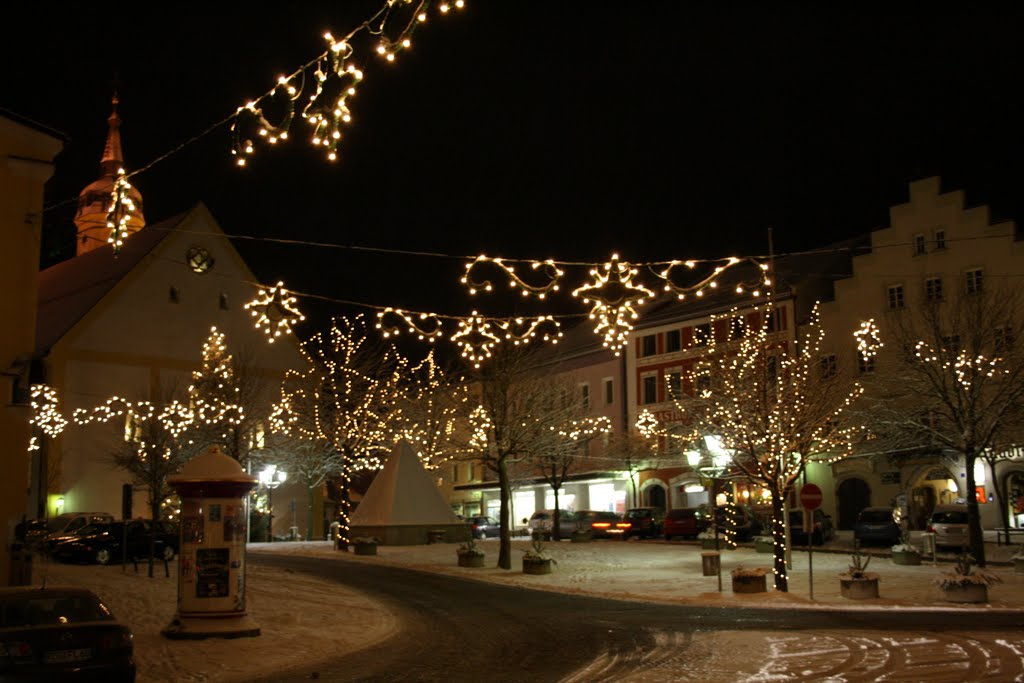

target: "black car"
[619,507,665,539]
[153,520,180,558]
[0,586,135,682]
[853,507,901,546]
[788,509,836,546]
[466,516,500,539]
[50,520,168,565]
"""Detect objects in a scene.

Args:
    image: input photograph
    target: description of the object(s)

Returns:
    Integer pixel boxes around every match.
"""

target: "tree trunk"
[497,458,512,570]
[148,496,160,579]
[964,448,986,566]
[307,484,315,541]
[770,488,787,592]
[553,488,562,542]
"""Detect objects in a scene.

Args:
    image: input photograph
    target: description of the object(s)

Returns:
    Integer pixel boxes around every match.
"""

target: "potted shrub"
[352,536,380,556]
[730,566,771,593]
[839,546,880,599]
[891,531,922,566]
[753,535,774,554]
[522,538,556,575]
[456,538,486,568]
[934,553,1002,603]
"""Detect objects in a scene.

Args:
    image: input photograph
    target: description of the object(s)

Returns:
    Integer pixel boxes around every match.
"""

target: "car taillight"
[616,522,632,529]
[1,641,32,658]
[101,630,133,650]
[591,522,611,529]
[927,525,936,534]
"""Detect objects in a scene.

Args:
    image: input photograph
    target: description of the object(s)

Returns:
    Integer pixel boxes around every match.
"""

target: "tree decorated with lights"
[186,327,273,468]
[868,287,1024,566]
[664,302,874,592]
[271,314,407,544]
[391,350,473,470]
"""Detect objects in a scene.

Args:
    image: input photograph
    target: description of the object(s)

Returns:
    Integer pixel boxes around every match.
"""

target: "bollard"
[701,551,721,577]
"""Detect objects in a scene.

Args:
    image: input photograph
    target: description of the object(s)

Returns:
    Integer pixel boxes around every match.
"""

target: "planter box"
[353,543,378,556]
[940,583,988,604]
[523,558,553,575]
[731,573,768,594]
[754,540,774,554]
[891,550,922,566]
[840,577,879,600]
[570,530,592,543]
[457,553,485,568]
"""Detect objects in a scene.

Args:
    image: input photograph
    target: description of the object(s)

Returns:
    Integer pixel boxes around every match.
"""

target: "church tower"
[73,94,145,256]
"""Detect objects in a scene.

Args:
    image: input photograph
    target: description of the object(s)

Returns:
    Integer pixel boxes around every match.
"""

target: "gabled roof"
[35,210,188,353]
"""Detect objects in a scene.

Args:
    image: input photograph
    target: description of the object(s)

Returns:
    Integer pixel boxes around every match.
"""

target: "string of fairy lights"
[102,0,469,252]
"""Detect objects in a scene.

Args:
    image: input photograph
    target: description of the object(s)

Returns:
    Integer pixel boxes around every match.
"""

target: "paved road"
[250,554,1024,682]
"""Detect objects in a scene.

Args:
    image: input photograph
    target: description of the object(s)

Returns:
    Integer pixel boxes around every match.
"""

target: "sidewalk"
[251,535,1024,611]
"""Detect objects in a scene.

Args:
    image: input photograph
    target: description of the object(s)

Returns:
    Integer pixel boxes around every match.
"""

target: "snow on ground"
[29,537,1024,682]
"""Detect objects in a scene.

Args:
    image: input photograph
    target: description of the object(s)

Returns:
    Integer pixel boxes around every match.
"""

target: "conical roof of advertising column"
[168,444,257,485]
[350,440,462,526]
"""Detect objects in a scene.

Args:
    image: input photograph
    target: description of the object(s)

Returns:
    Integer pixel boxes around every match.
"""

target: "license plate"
[44,648,91,664]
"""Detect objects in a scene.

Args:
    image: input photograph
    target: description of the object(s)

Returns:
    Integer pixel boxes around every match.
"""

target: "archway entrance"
[836,478,870,530]
[644,484,667,511]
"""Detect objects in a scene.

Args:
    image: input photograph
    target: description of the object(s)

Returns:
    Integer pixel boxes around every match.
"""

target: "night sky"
[6,4,1024,334]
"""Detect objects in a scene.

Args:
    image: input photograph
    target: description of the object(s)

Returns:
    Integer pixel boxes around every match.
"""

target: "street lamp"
[258,465,287,543]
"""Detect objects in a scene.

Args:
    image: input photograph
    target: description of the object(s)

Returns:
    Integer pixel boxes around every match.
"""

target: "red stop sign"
[800,483,823,510]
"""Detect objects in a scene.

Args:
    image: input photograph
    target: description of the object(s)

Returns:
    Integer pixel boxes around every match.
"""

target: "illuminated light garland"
[375,307,444,342]
[230,0,466,166]
[496,316,562,346]
[105,169,137,254]
[245,281,305,342]
[451,312,502,369]
[29,384,68,440]
[854,319,883,359]
[461,255,563,298]
[572,254,654,355]
[656,257,770,300]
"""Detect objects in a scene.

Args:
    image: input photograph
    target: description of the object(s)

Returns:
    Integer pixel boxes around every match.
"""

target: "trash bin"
[701,551,720,577]
[9,543,32,586]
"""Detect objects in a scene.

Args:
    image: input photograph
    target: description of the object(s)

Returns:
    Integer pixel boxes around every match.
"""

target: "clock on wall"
[186,246,214,274]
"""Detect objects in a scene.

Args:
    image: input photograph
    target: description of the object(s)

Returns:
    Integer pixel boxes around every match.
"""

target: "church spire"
[74,93,145,257]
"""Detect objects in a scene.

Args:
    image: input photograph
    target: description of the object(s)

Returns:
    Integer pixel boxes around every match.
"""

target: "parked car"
[0,586,135,682]
[853,507,902,546]
[618,507,665,539]
[40,512,115,552]
[466,516,500,539]
[14,519,50,548]
[50,520,168,565]
[663,507,707,540]
[927,504,970,550]
[574,510,623,539]
[788,509,835,545]
[527,510,577,539]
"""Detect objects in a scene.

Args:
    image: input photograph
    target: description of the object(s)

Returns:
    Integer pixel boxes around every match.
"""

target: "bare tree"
[454,346,574,569]
[667,303,871,592]
[527,375,611,540]
[869,287,1024,565]
[615,424,661,508]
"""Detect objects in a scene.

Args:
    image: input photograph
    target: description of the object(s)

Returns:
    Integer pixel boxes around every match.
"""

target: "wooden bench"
[994,527,1024,546]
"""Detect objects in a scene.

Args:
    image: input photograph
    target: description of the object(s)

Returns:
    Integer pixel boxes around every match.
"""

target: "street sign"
[800,483,823,510]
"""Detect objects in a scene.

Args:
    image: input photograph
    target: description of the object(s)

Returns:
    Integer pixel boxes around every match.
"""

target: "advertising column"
[162,444,259,639]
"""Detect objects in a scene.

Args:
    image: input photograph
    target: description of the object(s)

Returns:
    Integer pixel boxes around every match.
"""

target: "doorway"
[836,477,870,530]
[644,484,667,511]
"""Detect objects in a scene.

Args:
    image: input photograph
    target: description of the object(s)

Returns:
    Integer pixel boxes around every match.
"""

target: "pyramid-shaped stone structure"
[349,440,470,545]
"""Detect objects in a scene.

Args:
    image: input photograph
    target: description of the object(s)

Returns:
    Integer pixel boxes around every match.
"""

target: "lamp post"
[688,439,733,592]
[259,465,287,543]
